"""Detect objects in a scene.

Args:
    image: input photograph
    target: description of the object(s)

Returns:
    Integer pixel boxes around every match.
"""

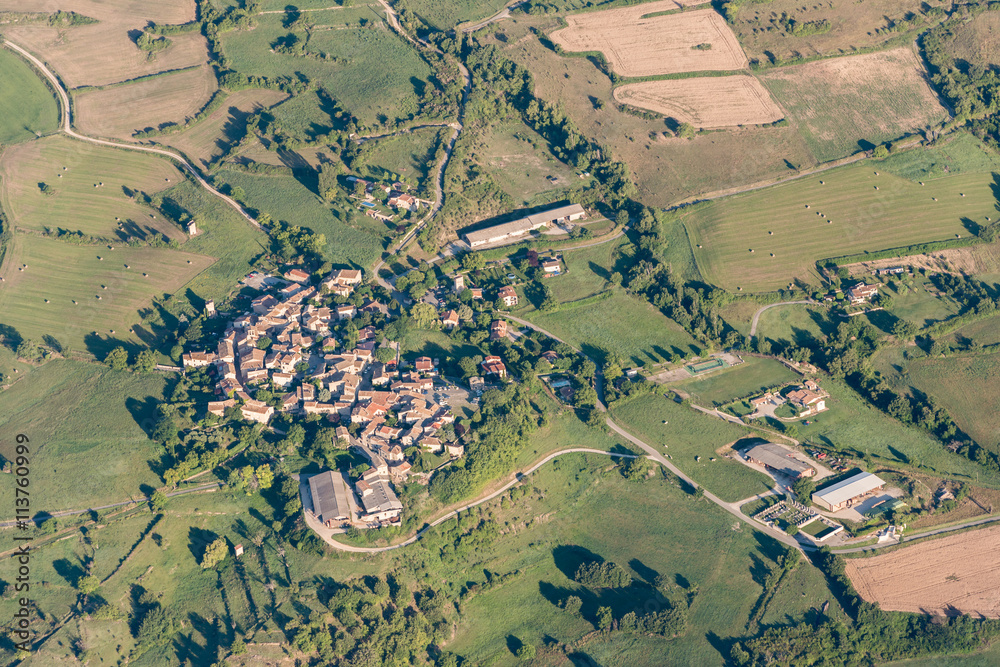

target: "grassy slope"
[610,393,773,502]
[755,303,837,347]
[683,162,995,292]
[211,168,385,268]
[0,360,167,511]
[526,290,702,366]
[0,47,59,144]
[355,126,446,193]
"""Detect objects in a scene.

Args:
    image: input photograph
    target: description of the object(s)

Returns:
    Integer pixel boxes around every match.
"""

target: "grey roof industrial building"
[463,204,586,247]
[744,443,816,479]
[308,470,354,527]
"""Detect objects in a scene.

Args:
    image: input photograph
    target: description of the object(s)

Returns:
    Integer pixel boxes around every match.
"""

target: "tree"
[515,643,536,661]
[620,456,651,481]
[562,595,583,615]
[677,122,696,139]
[133,348,157,373]
[791,477,815,502]
[375,346,396,364]
[77,574,100,596]
[102,346,128,370]
[255,464,274,490]
[150,489,167,512]
[256,336,272,349]
[231,638,247,656]
[597,606,613,630]
[462,253,485,271]
[410,302,438,329]
[40,517,58,534]
[201,537,229,569]
[16,339,39,361]
[872,144,889,159]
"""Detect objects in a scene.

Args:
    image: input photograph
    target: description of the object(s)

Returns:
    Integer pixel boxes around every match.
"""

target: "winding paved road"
[3,39,264,232]
[749,300,819,337]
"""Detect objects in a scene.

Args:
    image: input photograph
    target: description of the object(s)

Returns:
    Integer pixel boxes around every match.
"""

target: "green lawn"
[610,393,774,502]
[526,290,702,366]
[0,47,59,144]
[211,168,385,268]
[354,126,447,193]
[0,360,168,512]
[878,132,1000,182]
[683,161,995,292]
[882,274,961,329]
[548,237,628,303]
[673,357,800,407]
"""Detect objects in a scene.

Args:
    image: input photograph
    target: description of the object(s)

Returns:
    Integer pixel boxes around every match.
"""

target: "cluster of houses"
[183,266,463,528]
[749,379,828,419]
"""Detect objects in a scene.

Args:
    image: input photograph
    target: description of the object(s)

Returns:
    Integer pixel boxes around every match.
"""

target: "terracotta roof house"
[498,285,518,307]
[490,319,508,341]
[442,310,459,329]
[481,355,507,378]
[847,283,879,304]
[284,268,310,283]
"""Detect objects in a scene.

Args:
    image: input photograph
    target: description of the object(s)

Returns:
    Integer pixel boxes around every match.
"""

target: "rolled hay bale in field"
[770,253,775,257]
[768,231,773,235]
[98,256,102,260]
[749,248,754,253]
[933,197,937,201]
[961,193,965,197]
[805,204,810,208]
[874,186,878,190]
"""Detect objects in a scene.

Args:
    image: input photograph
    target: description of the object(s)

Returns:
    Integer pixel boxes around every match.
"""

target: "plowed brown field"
[550,3,746,77]
[613,75,782,128]
[845,525,1000,617]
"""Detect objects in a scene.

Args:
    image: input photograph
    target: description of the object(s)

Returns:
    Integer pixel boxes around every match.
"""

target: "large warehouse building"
[744,443,816,480]
[463,204,586,248]
[812,472,885,512]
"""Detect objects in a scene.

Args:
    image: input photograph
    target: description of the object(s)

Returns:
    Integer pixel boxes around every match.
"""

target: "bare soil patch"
[0,0,206,88]
[74,65,218,140]
[162,89,289,168]
[550,4,747,77]
[613,75,782,128]
[845,525,1000,617]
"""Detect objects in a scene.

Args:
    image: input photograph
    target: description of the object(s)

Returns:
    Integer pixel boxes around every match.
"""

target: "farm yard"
[682,162,997,292]
[157,88,289,168]
[845,525,1000,617]
[731,0,936,64]
[0,135,185,240]
[0,233,213,354]
[758,47,948,162]
[490,14,817,207]
[73,65,218,140]
[525,289,703,366]
[613,76,783,128]
[0,0,207,88]
[0,46,59,144]
[549,4,747,77]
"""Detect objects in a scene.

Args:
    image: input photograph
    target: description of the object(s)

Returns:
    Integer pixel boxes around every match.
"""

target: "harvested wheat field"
[613,76,782,128]
[550,3,746,77]
[845,525,1000,617]
[74,65,218,140]
[162,89,289,168]
[759,47,948,161]
[0,0,206,88]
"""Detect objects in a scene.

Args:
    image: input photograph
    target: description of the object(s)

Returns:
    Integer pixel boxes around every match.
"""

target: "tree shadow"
[52,558,85,587]
[126,396,162,439]
[568,652,603,666]
[188,527,218,564]
[628,558,659,586]
[0,324,23,350]
[552,544,603,581]
[587,261,610,281]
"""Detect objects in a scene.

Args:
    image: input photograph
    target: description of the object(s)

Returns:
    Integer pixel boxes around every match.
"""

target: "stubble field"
[73,65,218,140]
[0,0,207,88]
[613,75,783,128]
[758,47,948,161]
[550,4,747,77]
[846,525,1000,617]
[683,163,994,292]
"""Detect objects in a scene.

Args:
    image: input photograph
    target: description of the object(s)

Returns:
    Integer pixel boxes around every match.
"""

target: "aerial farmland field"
[73,65,218,140]
[0,234,212,354]
[613,76,783,128]
[683,162,995,292]
[0,135,185,240]
[758,47,948,161]
[0,47,59,144]
[846,525,1000,617]
[0,0,206,88]
[550,3,747,77]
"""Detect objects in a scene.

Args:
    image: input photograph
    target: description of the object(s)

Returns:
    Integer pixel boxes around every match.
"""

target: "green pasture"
[211,168,385,267]
[673,357,800,407]
[0,360,167,511]
[354,126,446,192]
[879,132,1000,182]
[881,273,961,329]
[0,135,184,240]
[0,47,59,144]
[0,233,212,356]
[219,14,431,126]
[683,163,996,292]
[755,303,836,348]
[526,289,702,366]
[610,394,773,502]
[408,0,510,30]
